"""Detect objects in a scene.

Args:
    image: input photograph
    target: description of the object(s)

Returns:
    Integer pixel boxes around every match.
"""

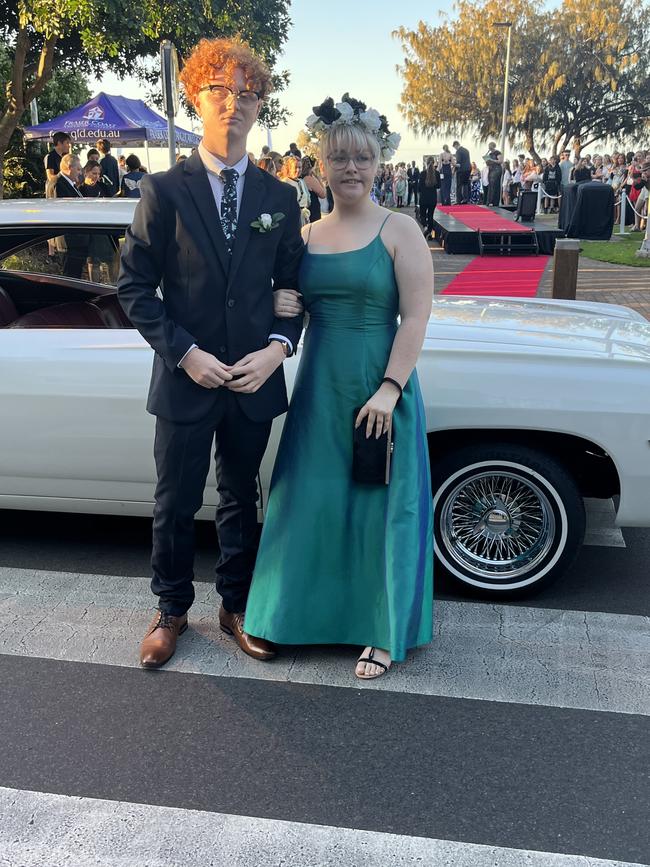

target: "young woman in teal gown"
[243,101,434,679]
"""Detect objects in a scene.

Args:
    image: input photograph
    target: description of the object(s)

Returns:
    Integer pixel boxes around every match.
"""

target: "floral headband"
[305,94,401,161]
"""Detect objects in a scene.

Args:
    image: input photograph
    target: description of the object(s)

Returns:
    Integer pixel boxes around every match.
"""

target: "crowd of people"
[43,132,148,201]
[366,142,650,237]
[41,133,151,280]
[42,130,649,239]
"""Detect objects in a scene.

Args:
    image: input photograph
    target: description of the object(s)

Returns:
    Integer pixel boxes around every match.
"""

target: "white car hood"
[427,296,650,362]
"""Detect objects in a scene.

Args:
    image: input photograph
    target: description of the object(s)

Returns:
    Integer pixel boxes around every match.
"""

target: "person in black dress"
[542,155,561,213]
[79,161,118,280]
[572,159,592,183]
[418,159,439,237]
[485,141,503,206]
[79,161,108,198]
[407,160,420,206]
[439,145,453,205]
[300,156,326,223]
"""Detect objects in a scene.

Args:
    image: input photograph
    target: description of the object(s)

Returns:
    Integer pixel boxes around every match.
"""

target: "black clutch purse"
[352,408,394,485]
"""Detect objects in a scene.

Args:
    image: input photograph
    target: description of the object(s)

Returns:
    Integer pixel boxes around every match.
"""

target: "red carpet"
[441,255,550,297]
[437,204,532,233]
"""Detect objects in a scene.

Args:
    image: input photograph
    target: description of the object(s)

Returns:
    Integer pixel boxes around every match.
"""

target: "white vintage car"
[1,198,649,596]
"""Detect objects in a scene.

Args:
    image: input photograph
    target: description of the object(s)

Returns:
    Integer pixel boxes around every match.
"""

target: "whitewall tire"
[431,444,586,596]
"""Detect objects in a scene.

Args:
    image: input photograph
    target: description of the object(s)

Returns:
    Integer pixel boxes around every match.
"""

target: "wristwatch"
[269,337,291,358]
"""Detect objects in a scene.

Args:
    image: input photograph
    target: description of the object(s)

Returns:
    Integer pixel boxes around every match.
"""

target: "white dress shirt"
[177,142,293,368]
[198,143,248,218]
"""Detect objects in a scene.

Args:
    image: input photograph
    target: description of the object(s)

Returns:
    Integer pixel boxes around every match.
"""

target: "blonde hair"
[280,154,301,179]
[319,123,380,164]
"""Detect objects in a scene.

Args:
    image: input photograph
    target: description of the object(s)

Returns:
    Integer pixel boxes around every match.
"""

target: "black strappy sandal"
[355,646,391,680]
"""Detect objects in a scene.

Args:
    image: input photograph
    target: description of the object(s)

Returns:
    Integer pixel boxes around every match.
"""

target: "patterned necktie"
[220,168,239,254]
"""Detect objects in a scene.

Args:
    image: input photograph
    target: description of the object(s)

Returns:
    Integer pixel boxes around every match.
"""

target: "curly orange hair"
[180,38,273,107]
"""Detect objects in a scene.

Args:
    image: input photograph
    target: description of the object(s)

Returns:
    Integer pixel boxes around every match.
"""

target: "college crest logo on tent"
[83,106,105,121]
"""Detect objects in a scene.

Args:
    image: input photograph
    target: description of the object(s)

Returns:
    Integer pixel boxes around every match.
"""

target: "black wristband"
[381,377,403,399]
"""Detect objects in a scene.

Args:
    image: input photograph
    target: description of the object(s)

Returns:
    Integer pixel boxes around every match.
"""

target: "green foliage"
[0,44,91,197]
[395,0,650,156]
[0,0,291,80]
[34,67,92,123]
[0,0,292,195]
[0,44,91,122]
[2,129,42,198]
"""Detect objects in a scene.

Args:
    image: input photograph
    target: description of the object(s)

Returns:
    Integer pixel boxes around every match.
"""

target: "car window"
[0,230,125,286]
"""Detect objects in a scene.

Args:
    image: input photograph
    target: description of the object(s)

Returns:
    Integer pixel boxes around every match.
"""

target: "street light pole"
[160,40,179,169]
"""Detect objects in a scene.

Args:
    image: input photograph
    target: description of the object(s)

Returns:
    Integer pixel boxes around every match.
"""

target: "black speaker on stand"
[514,190,538,222]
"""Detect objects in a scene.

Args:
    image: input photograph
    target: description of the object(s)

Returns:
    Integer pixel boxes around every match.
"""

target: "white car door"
[0,327,163,509]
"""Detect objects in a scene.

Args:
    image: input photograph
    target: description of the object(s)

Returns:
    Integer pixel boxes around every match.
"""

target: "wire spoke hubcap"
[440,470,556,579]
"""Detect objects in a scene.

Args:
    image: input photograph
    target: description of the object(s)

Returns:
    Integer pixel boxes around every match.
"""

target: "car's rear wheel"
[431,444,585,596]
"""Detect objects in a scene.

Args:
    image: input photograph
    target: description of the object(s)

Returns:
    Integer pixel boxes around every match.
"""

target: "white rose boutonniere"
[251,212,285,232]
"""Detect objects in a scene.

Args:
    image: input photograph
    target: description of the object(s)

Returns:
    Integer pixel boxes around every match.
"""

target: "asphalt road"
[1,509,649,866]
[1,507,649,616]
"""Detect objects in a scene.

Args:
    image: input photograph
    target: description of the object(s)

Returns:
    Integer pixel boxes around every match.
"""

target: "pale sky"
[87,0,483,171]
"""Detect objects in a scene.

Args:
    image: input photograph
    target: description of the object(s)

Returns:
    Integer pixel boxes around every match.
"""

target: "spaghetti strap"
[305,221,314,250]
[378,212,392,238]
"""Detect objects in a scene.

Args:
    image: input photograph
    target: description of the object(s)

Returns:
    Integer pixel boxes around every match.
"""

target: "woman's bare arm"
[305,174,326,199]
[355,213,433,438]
[383,214,434,387]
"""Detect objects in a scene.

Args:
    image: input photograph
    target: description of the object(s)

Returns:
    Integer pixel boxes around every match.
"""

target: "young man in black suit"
[117,38,304,669]
[407,160,420,207]
[452,140,471,204]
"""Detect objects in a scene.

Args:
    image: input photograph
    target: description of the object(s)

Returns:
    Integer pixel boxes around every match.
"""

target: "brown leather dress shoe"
[140,610,188,669]
[218,605,276,661]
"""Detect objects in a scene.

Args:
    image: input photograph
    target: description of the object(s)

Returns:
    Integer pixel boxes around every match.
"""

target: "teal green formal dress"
[244,220,433,662]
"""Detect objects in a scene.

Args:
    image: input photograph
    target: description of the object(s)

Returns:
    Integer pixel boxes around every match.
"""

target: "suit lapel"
[183,154,230,278]
[228,161,265,292]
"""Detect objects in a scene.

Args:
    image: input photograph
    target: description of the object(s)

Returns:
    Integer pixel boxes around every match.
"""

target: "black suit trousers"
[419,191,437,233]
[151,390,272,615]
[456,170,470,204]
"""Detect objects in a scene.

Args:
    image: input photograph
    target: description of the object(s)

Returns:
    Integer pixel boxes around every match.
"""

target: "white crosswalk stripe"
[1,566,648,715]
[0,787,646,867]
[1,564,648,866]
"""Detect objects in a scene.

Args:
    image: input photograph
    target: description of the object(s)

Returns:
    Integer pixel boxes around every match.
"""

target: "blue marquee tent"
[23,92,200,148]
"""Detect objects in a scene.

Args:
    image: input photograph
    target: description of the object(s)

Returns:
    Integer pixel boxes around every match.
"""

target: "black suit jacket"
[456,147,471,173]
[100,154,120,197]
[54,175,82,198]
[117,153,304,424]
